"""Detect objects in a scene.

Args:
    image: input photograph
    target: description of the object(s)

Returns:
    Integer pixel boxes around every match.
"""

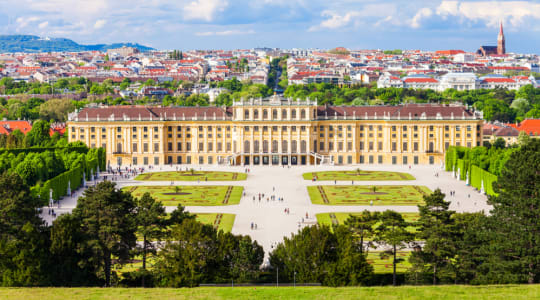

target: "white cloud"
[38,21,49,29]
[183,0,229,22]
[195,29,255,36]
[16,16,39,28]
[94,19,107,29]
[435,1,540,28]
[309,4,398,31]
[410,8,432,28]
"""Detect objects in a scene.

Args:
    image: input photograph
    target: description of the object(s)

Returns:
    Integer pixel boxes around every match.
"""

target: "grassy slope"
[135,171,247,181]
[1,285,539,300]
[302,171,415,181]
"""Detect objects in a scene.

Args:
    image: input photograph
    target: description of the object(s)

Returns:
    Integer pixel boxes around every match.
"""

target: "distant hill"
[0,35,155,53]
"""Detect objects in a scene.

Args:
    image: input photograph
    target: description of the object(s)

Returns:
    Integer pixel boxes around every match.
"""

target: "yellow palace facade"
[67,95,483,167]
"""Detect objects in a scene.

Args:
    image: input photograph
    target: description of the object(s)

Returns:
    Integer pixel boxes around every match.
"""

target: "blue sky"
[1,0,540,53]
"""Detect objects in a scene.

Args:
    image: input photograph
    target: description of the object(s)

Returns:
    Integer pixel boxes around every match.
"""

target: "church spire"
[497,20,506,55]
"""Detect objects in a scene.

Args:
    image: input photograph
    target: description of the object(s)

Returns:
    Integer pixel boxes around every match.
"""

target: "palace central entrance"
[240,154,311,166]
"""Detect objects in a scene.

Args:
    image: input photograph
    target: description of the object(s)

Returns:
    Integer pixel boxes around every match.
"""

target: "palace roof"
[71,103,480,122]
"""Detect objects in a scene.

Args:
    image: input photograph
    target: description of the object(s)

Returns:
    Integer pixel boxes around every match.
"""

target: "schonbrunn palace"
[67,95,483,167]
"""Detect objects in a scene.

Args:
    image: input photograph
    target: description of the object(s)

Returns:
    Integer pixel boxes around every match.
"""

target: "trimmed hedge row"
[470,165,498,196]
[0,146,88,156]
[447,146,498,196]
[33,147,106,204]
[38,167,83,202]
[445,147,457,172]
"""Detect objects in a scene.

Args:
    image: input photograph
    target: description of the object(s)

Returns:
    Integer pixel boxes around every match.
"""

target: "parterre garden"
[135,171,247,181]
[123,185,243,206]
[195,213,236,233]
[308,185,430,205]
[316,212,419,234]
[367,251,412,274]
[303,170,415,181]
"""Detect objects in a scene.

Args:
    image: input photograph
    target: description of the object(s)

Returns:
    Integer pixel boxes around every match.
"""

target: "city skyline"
[1,0,540,53]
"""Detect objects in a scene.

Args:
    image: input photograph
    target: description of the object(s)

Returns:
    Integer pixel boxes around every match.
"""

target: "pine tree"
[135,192,167,287]
[375,210,414,286]
[487,139,540,283]
[410,189,456,285]
[344,211,379,254]
[73,181,137,287]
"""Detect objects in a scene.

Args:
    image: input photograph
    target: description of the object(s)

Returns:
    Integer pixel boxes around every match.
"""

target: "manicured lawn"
[135,171,247,181]
[123,185,243,206]
[2,285,540,300]
[367,251,412,274]
[303,170,415,181]
[316,212,419,234]
[308,185,430,205]
[195,213,235,233]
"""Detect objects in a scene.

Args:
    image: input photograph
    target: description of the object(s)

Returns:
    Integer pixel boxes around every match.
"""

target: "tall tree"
[39,98,75,122]
[487,139,540,283]
[0,172,49,286]
[375,210,414,286]
[409,189,456,285]
[155,218,219,287]
[24,120,50,147]
[216,232,264,283]
[135,192,167,286]
[344,211,380,254]
[49,213,100,286]
[269,224,372,286]
[72,181,137,286]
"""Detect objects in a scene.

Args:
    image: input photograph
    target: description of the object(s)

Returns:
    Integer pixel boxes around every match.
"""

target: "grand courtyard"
[41,164,490,270]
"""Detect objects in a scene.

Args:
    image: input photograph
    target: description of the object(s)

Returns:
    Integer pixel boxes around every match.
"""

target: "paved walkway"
[40,164,490,258]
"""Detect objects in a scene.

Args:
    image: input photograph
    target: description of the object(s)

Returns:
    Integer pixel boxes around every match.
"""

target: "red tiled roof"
[404,78,438,83]
[482,78,515,83]
[517,119,540,135]
[0,120,32,135]
[317,104,474,119]
[435,50,465,55]
[488,66,528,70]
[75,106,231,121]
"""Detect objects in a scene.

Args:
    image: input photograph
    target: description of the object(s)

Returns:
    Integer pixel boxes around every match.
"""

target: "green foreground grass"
[123,186,243,206]
[303,170,415,181]
[308,185,431,205]
[316,212,419,234]
[2,285,539,300]
[135,171,247,181]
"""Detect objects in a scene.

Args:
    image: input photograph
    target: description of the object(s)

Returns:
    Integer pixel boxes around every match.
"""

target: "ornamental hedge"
[446,145,510,196]
[470,165,498,196]
[0,146,88,156]
[35,147,106,203]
